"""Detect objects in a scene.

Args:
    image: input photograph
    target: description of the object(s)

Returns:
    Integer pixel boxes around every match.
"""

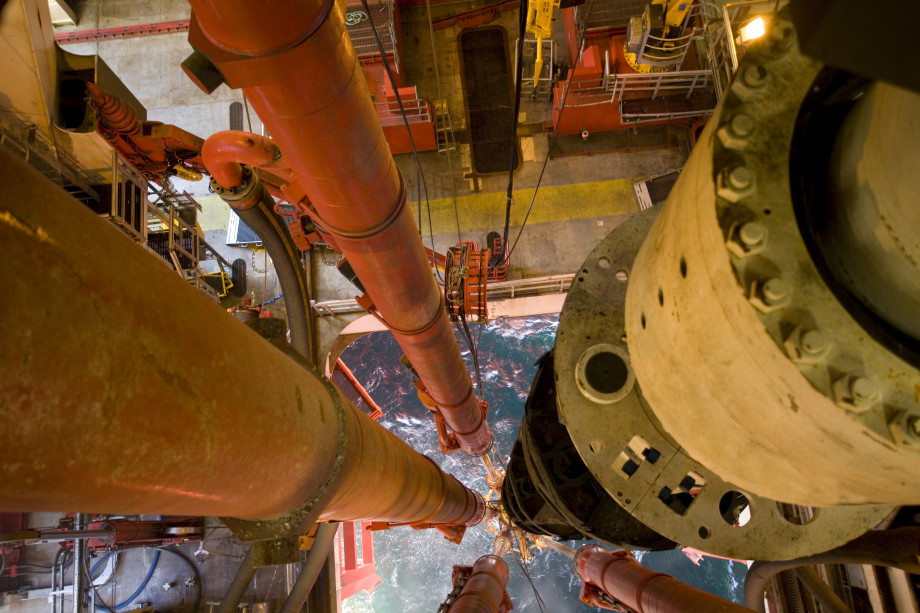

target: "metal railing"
[606,68,714,101]
[311,274,576,316]
[515,37,555,101]
[346,0,400,73]
[374,96,432,127]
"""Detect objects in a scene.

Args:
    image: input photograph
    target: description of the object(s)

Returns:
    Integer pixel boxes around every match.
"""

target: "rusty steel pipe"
[574,546,750,613]
[202,131,281,188]
[0,148,482,527]
[449,555,511,613]
[186,0,493,456]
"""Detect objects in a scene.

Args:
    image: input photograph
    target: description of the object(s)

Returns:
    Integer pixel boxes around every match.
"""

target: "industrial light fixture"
[738,16,766,43]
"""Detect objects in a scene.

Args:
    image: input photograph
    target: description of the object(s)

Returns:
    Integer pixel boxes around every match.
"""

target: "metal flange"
[555,208,892,561]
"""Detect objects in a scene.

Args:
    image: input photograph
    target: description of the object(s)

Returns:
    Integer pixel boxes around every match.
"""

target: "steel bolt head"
[730,114,755,137]
[742,64,768,88]
[739,222,766,247]
[800,330,829,355]
[909,416,920,437]
[729,166,754,190]
[763,277,789,304]
[850,377,877,401]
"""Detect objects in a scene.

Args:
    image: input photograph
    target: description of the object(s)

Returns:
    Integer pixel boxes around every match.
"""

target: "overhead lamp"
[738,16,766,43]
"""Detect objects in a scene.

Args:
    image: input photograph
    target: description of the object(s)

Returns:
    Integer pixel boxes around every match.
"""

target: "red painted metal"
[447,555,512,613]
[444,242,489,321]
[338,521,381,600]
[431,0,520,31]
[54,20,190,45]
[189,0,493,456]
[0,147,484,529]
[201,131,280,188]
[86,83,207,182]
[574,545,750,613]
[336,358,384,420]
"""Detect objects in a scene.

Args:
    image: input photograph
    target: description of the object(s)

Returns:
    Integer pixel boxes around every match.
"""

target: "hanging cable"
[497,0,530,267]
[504,0,596,266]
[513,550,548,613]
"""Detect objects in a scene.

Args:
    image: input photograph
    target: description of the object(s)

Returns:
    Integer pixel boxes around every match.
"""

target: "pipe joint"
[210,166,262,210]
[307,170,408,241]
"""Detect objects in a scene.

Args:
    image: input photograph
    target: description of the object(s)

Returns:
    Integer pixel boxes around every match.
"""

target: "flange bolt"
[739,222,766,248]
[763,278,789,305]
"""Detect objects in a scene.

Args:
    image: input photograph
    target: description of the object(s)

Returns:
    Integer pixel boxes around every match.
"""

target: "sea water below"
[334,315,746,612]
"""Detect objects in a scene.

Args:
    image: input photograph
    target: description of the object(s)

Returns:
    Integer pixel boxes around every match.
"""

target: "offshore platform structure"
[2,0,920,611]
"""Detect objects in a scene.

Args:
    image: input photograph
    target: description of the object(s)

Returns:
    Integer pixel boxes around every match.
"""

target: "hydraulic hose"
[223,183,314,362]
[278,522,339,613]
[89,550,160,611]
[744,527,920,612]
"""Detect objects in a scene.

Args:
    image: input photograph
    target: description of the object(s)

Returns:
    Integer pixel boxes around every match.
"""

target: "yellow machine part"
[525,0,560,87]
[623,0,695,73]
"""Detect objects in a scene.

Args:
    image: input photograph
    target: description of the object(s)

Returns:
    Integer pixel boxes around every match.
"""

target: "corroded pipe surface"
[187,0,493,455]
[448,555,511,613]
[574,546,750,613]
[0,148,481,527]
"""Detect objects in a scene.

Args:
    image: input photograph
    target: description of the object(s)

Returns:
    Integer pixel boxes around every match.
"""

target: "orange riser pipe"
[0,148,482,529]
[449,555,512,613]
[336,358,383,420]
[188,0,493,456]
[574,546,751,613]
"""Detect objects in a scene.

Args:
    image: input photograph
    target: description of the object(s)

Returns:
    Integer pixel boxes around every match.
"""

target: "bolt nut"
[717,166,756,203]
[740,222,766,247]
[763,278,788,304]
[717,114,756,149]
[730,64,771,101]
[767,21,796,54]
[750,277,790,313]
[889,410,920,446]
[743,64,768,88]
[784,327,830,365]
[834,374,880,412]
[726,221,768,258]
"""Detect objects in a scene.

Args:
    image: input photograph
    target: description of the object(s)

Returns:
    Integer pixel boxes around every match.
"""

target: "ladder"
[434,98,456,154]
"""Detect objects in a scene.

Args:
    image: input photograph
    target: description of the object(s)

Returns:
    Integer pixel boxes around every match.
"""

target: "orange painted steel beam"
[0,148,484,529]
[574,546,750,613]
[448,555,512,613]
[188,0,493,456]
[336,358,383,420]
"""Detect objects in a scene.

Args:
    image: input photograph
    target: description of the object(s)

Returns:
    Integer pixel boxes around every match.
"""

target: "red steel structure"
[337,521,381,600]
[574,545,750,613]
[0,147,484,531]
[185,0,494,457]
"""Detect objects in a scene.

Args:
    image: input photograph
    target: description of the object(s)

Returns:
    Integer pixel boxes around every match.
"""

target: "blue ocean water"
[334,315,746,612]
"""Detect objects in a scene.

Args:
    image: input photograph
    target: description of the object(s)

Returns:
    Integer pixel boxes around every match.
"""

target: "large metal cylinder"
[623,15,920,506]
[0,148,482,527]
[448,555,511,613]
[574,546,749,613]
[186,0,492,456]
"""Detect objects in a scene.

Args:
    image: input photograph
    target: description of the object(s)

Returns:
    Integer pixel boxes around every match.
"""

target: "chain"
[251,249,274,273]
[436,574,469,612]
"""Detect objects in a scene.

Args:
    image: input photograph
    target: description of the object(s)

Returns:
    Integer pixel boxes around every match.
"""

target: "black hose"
[744,527,920,611]
[231,186,314,362]
[278,523,339,613]
[215,549,255,613]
